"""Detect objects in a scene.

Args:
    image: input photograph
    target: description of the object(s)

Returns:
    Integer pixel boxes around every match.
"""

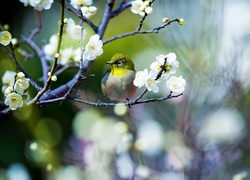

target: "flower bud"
[63,18,68,24]
[17,72,25,79]
[54,53,60,58]
[177,18,185,25]
[162,17,169,23]
[51,75,57,82]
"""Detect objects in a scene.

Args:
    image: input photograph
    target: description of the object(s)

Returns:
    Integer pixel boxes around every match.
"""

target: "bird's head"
[106,53,135,71]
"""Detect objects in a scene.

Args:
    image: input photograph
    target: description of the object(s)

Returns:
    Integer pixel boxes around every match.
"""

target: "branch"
[103,18,179,44]
[98,0,115,38]
[28,10,42,41]
[110,0,133,18]
[0,45,42,91]
[20,35,49,85]
[27,0,66,105]
[70,93,183,107]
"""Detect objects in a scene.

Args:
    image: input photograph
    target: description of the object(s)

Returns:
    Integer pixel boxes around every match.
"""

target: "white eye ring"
[117,61,123,67]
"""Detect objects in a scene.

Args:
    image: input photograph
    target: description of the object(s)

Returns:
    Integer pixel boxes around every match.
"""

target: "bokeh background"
[1,0,250,179]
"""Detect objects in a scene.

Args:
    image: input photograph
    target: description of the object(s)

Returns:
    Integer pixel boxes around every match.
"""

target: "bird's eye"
[116,60,123,67]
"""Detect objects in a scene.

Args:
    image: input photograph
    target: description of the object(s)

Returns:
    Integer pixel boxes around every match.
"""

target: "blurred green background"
[1,0,250,179]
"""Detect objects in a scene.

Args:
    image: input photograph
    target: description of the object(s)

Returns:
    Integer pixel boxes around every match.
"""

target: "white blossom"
[14,78,30,95]
[198,108,246,146]
[116,153,134,179]
[60,47,75,65]
[80,6,97,19]
[70,0,92,9]
[17,72,25,79]
[66,18,86,41]
[133,68,160,93]
[2,70,16,93]
[150,52,179,79]
[19,0,29,6]
[83,34,103,60]
[51,75,57,81]
[73,47,82,62]
[4,86,14,96]
[166,76,186,95]
[131,0,153,16]
[0,31,12,46]
[28,0,54,11]
[4,92,23,110]
[44,34,58,60]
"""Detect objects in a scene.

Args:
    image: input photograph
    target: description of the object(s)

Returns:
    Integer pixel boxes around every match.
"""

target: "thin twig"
[110,0,133,18]
[69,93,183,107]
[103,18,179,44]
[20,35,48,85]
[27,0,66,105]
[0,45,42,91]
[28,10,42,41]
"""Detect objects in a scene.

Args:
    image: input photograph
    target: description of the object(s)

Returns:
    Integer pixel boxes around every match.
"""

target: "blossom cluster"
[2,71,30,110]
[70,0,97,19]
[133,52,186,95]
[19,0,53,11]
[44,18,103,65]
[131,0,153,16]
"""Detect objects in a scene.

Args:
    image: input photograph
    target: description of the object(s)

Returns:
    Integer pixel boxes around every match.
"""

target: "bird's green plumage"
[101,53,138,102]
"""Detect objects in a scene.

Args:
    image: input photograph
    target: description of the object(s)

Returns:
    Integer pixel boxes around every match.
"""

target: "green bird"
[101,53,138,102]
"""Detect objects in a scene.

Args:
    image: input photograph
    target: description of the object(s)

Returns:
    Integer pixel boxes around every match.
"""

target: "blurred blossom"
[164,131,184,150]
[114,103,128,116]
[73,109,124,152]
[83,168,111,180]
[20,0,54,11]
[35,118,62,147]
[2,70,16,93]
[166,145,192,171]
[160,172,185,180]
[90,118,122,151]
[6,163,30,180]
[114,121,129,134]
[66,18,86,41]
[116,153,134,179]
[70,0,93,9]
[60,46,75,65]
[135,165,150,179]
[197,108,246,146]
[82,142,112,170]
[73,109,102,139]
[25,140,52,164]
[49,165,83,180]
[116,133,133,154]
[135,119,163,155]
[72,47,82,62]
[83,143,101,170]
[80,6,97,19]
[44,34,58,60]
[164,131,192,170]
[233,171,248,180]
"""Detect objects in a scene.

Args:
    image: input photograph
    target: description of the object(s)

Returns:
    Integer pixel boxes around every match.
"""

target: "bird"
[101,53,138,102]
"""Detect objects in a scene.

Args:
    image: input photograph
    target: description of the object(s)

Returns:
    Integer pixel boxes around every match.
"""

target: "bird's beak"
[105,61,113,65]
